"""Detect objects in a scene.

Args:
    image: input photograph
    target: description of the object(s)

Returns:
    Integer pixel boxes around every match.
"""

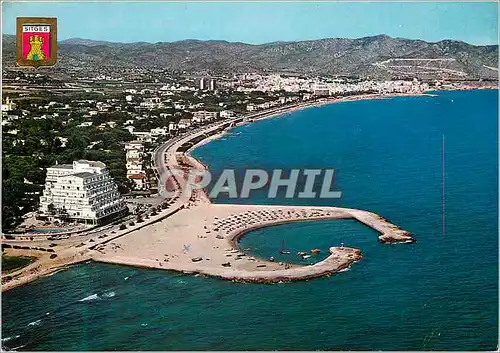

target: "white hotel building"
[39,160,128,224]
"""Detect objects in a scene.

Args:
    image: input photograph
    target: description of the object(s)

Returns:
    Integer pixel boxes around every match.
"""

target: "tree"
[2,180,41,230]
[25,168,46,185]
[59,206,69,221]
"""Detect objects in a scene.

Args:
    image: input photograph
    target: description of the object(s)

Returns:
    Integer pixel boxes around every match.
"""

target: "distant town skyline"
[2,2,499,45]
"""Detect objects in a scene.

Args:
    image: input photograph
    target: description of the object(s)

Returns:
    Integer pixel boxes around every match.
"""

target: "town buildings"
[192,110,219,123]
[39,160,127,224]
[2,97,17,112]
[178,118,192,130]
[220,110,235,119]
[199,77,217,91]
[125,141,148,190]
[313,83,330,97]
[131,131,153,143]
[150,127,169,136]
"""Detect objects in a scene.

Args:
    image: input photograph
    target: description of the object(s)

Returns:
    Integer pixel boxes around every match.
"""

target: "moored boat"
[279,239,291,254]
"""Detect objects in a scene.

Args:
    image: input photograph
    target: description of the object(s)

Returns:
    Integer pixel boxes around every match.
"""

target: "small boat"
[297,251,307,256]
[279,239,291,254]
[310,249,321,254]
[302,255,311,259]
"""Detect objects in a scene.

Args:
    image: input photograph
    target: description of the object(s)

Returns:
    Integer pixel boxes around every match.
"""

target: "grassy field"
[2,255,36,273]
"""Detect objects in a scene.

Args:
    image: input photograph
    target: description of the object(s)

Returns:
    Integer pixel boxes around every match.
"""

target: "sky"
[2,1,498,45]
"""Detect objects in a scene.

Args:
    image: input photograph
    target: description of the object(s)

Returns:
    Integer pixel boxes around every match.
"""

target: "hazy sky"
[2,2,498,45]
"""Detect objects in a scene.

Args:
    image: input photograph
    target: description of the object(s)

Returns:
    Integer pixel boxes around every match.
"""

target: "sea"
[2,89,498,351]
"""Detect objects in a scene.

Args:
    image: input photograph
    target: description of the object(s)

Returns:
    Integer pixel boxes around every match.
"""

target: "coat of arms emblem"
[16,17,57,68]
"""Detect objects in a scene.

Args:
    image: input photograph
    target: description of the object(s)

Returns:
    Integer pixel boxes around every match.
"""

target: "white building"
[39,160,127,224]
[220,110,235,119]
[178,119,191,129]
[131,131,153,143]
[125,141,148,190]
[313,83,330,96]
[209,79,216,91]
[168,122,178,132]
[246,104,256,112]
[199,78,207,90]
[140,97,162,109]
[193,111,219,123]
[150,127,169,136]
[199,78,216,91]
[56,137,68,147]
[2,97,17,112]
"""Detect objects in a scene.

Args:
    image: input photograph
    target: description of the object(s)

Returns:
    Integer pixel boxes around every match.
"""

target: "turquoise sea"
[2,90,498,350]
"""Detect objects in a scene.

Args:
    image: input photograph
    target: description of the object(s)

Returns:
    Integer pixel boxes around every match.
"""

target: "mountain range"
[2,34,498,79]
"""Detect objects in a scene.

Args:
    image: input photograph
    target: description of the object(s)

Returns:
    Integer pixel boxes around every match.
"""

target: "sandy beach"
[2,201,414,290]
[90,203,412,283]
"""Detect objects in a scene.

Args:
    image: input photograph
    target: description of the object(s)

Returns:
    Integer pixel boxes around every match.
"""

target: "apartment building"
[39,160,127,224]
[125,141,147,190]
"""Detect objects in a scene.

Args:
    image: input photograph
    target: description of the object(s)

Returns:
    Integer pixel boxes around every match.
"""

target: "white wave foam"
[46,270,62,277]
[102,291,115,298]
[2,335,20,342]
[78,293,99,302]
[11,344,26,350]
[27,319,41,327]
[338,267,350,273]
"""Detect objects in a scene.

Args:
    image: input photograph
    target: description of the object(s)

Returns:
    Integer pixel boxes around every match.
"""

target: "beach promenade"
[2,93,416,291]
